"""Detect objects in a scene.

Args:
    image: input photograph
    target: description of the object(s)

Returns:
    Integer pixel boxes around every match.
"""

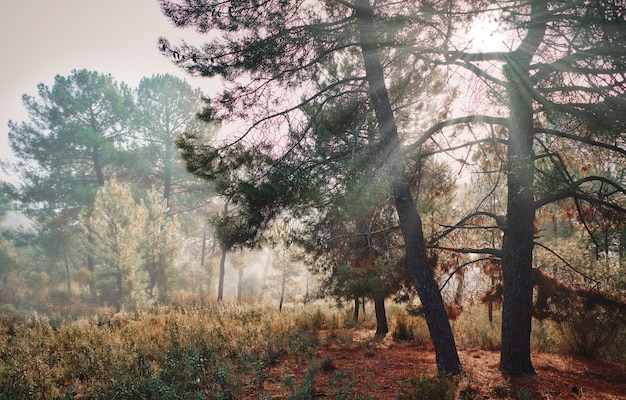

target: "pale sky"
[0,0,219,169]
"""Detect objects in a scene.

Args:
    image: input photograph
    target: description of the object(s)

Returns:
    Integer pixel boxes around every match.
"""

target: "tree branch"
[403,115,509,156]
[429,211,506,245]
[534,242,601,286]
[440,257,493,291]
[536,128,626,157]
[429,244,504,258]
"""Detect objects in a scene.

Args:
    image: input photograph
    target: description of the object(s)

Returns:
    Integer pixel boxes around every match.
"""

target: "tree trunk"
[362,297,366,317]
[374,297,388,336]
[87,250,96,298]
[61,235,71,296]
[499,0,547,376]
[92,145,105,187]
[237,267,244,303]
[217,246,226,302]
[304,272,310,304]
[116,272,123,312]
[353,296,360,322]
[258,250,271,302]
[355,0,461,375]
[200,225,207,269]
[163,142,172,206]
[279,264,287,312]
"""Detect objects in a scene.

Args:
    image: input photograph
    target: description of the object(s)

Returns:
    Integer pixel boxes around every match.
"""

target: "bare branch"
[429,211,505,244]
[535,175,626,212]
[440,257,493,291]
[429,244,504,258]
[403,115,509,156]
[536,128,626,157]
[333,0,356,9]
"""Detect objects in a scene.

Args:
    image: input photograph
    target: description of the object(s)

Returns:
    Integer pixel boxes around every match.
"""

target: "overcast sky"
[0,0,218,169]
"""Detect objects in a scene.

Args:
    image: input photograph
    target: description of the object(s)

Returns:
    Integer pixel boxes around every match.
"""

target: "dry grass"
[0,303,624,399]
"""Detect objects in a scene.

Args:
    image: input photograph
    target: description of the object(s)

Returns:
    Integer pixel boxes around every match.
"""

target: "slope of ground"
[257,329,626,399]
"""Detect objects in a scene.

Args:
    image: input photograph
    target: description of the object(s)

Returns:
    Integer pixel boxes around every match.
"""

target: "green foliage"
[133,74,215,215]
[83,178,147,311]
[140,188,181,303]
[8,69,132,223]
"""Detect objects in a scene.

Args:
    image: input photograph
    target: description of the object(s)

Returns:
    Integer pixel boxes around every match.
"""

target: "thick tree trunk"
[355,0,461,375]
[499,0,547,376]
[374,297,388,336]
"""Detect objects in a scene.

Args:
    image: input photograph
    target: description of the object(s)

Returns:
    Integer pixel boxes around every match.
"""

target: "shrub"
[557,306,626,360]
[392,312,425,342]
[397,374,458,400]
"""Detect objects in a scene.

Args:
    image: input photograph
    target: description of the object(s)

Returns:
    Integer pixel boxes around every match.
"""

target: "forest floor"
[255,329,626,399]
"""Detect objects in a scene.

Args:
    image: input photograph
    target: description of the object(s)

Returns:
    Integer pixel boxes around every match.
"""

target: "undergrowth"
[0,305,327,399]
[1,303,623,399]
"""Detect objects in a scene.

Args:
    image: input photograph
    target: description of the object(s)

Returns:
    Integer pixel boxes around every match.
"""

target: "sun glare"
[465,17,510,53]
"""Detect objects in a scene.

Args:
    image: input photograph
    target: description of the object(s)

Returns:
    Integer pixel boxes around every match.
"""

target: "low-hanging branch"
[428,211,505,245]
[428,244,503,258]
[403,115,510,156]
[439,257,493,291]
[536,128,626,157]
[534,241,601,286]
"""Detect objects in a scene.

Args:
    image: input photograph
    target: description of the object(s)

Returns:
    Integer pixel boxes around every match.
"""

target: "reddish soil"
[257,329,626,399]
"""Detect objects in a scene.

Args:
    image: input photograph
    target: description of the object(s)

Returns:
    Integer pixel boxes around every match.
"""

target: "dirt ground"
[257,329,626,399]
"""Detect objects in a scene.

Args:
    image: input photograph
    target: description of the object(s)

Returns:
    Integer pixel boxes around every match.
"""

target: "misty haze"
[0,0,625,398]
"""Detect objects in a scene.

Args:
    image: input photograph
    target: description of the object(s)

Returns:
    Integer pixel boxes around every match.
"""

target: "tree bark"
[355,0,461,374]
[499,0,547,375]
[374,297,388,336]
[92,145,105,187]
[217,246,226,302]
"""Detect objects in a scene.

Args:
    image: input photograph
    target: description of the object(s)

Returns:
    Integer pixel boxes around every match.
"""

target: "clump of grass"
[459,384,480,400]
[490,381,510,399]
[453,306,501,351]
[392,311,427,343]
[319,356,335,372]
[396,374,458,400]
